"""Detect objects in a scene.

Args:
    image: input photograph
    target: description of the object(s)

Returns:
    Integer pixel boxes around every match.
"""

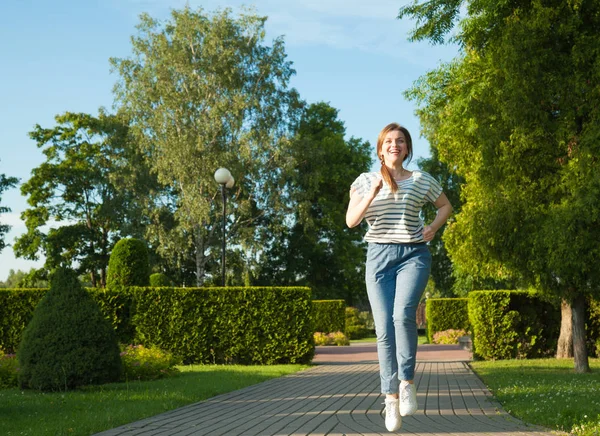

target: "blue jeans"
[365,242,431,394]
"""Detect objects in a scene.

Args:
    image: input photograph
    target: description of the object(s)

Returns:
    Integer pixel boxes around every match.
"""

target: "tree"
[14,112,152,287]
[401,0,600,372]
[256,102,372,306]
[111,7,301,286]
[0,164,18,254]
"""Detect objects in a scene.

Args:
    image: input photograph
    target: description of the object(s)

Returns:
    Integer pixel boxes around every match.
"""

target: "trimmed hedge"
[587,297,600,357]
[131,286,314,364]
[1,286,314,365]
[17,269,122,391]
[106,238,150,289]
[149,273,172,287]
[312,300,345,334]
[0,289,47,354]
[468,290,560,360]
[425,298,470,343]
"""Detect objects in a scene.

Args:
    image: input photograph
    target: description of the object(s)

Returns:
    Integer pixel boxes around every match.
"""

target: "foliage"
[345,307,373,339]
[106,238,150,289]
[13,112,153,287]
[587,297,600,357]
[17,268,122,391]
[432,328,467,345]
[313,331,349,346]
[0,349,18,388]
[426,297,469,343]
[0,288,47,354]
[468,290,559,360]
[403,0,600,371]
[0,164,18,254]
[312,299,346,334]
[111,7,302,286]
[131,286,314,364]
[471,359,600,436]
[149,272,172,287]
[255,102,372,305]
[119,344,180,381]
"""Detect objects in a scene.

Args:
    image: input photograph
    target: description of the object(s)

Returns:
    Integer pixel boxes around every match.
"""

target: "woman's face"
[380,129,407,166]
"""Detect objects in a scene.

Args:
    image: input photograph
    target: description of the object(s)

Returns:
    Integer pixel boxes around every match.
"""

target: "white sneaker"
[383,398,402,432]
[399,381,418,416]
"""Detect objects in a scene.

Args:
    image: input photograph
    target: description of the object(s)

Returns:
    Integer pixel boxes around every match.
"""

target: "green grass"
[470,358,600,436]
[0,364,309,436]
[350,334,429,345]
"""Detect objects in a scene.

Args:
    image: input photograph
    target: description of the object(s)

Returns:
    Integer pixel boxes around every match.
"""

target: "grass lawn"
[470,358,600,436]
[0,364,309,436]
[350,334,429,345]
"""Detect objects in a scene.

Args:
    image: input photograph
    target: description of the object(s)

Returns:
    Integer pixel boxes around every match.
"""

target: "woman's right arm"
[346,177,382,228]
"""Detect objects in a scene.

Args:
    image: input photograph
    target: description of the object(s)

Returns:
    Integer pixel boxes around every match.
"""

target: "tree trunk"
[572,294,590,373]
[556,299,573,358]
[100,228,108,287]
[194,224,205,286]
[90,270,97,288]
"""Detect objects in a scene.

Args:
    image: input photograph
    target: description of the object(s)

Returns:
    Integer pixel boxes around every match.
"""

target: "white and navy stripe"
[350,170,443,243]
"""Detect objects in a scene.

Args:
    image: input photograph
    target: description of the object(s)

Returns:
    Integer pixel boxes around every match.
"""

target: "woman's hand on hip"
[422,225,436,242]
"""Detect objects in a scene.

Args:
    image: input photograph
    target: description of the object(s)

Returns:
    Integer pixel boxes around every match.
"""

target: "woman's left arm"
[422,193,453,242]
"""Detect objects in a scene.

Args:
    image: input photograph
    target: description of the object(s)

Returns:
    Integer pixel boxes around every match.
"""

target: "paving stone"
[94,347,558,436]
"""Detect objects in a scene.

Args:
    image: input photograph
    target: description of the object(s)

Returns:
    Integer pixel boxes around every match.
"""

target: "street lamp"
[214,168,234,286]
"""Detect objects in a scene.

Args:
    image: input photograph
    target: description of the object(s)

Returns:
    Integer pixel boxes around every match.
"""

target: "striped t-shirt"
[350,170,443,243]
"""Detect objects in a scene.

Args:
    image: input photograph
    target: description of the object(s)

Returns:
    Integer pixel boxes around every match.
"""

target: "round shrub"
[106,238,150,289]
[149,272,172,287]
[17,268,123,391]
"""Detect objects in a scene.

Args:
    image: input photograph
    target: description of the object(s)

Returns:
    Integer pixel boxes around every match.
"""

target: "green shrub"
[345,307,373,339]
[132,286,314,364]
[120,344,180,381]
[314,332,329,346]
[312,300,345,333]
[0,289,46,354]
[586,297,600,357]
[106,238,150,289]
[0,349,18,388]
[468,290,559,360]
[2,286,314,366]
[149,273,172,287]
[313,331,349,346]
[17,268,123,391]
[432,329,467,345]
[426,298,470,343]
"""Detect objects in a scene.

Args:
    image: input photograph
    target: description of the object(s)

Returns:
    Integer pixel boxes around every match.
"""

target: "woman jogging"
[346,122,452,432]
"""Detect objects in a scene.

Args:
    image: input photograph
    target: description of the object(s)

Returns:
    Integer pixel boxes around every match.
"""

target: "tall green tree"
[14,112,152,287]
[111,7,301,286]
[401,0,600,372]
[256,102,372,306]
[0,164,18,254]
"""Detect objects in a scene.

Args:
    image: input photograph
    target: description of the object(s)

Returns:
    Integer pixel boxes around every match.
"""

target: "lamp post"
[214,168,234,287]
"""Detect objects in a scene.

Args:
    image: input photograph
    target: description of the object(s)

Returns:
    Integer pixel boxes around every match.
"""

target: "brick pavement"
[95,344,557,436]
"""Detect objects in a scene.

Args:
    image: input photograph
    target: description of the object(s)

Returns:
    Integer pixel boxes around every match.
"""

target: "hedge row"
[312,300,345,333]
[425,298,470,343]
[468,290,560,360]
[0,287,314,365]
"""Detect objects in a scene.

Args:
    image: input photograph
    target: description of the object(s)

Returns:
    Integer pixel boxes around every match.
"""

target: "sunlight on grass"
[0,364,309,436]
[470,358,600,436]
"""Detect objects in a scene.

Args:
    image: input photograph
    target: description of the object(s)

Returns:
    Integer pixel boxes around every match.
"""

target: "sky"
[0,0,459,281]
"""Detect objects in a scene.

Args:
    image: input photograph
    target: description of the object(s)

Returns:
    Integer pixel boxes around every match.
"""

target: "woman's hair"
[377,123,413,193]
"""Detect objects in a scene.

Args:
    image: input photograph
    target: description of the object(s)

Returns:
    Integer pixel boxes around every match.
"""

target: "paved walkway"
[95,344,556,436]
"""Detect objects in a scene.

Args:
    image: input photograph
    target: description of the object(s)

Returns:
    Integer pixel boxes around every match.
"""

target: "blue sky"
[0,0,459,281]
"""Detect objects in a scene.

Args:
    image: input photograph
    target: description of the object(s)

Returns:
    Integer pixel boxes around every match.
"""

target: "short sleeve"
[350,173,370,198]
[424,174,443,203]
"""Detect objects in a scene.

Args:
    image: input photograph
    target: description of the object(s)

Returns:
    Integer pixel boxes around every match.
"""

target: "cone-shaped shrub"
[149,272,172,287]
[106,238,150,289]
[17,268,122,391]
